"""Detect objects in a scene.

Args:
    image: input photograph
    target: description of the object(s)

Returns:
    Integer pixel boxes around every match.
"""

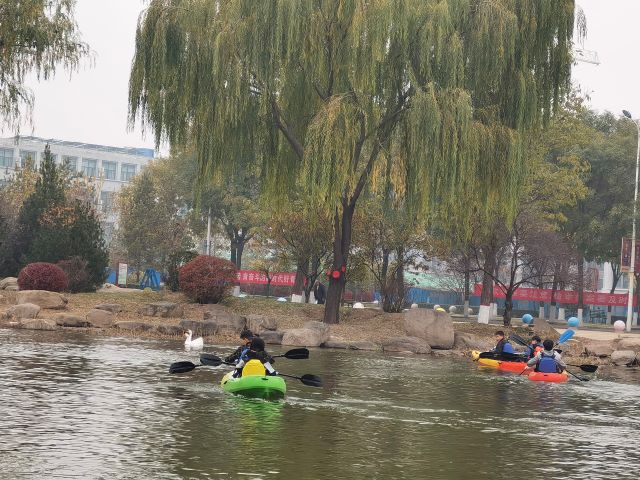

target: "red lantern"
[331,270,341,279]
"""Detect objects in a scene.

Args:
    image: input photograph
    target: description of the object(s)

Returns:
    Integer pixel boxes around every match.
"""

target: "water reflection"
[1,328,639,479]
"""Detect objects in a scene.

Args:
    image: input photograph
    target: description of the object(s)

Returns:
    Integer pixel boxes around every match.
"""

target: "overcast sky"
[4,0,640,151]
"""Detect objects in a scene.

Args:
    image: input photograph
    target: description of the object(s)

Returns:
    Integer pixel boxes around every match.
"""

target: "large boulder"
[179,319,219,336]
[382,336,432,354]
[246,314,278,332]
[584,340,615,358]
[4,303,40,320]
[4,285,19,291]
[0,277,18,290]
[154,325,185,336]
[114,321,153,331]
[202,305,246,334]
[323,336,350,349]
[611,350,637,366]
[453,332,491,352]
[94,303,123,314]
[19,318,57,331]
[86,309,115,328]
[618,338,640,353]
[348,341,380,351]
[17,290,68,310]
[404,308,454,349]
[138,302,184,318]
[259,330,284,345]
[54,313,91,327]
[281,328,325,347]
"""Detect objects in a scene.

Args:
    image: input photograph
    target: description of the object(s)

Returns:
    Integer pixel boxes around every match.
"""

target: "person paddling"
[225,329,254,364]
[527,339,566,373]
[525,335,543,359]
[492,330,515,354]
[232,337,277,378]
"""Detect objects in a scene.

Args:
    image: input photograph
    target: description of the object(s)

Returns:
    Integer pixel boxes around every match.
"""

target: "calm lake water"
[1,328,639,480]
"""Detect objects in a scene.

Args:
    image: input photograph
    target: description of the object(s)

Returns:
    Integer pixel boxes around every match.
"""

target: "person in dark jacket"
[492,330,515,354]
[313,281,326,305]
[225,329,254,364]
[525,335,542,359]
[527,339,566,373]
[232,337,277,378]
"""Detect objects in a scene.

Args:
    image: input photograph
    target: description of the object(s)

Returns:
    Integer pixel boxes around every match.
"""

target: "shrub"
[57,257,92,293]
[17,262,69,292]
[179,255,237,303]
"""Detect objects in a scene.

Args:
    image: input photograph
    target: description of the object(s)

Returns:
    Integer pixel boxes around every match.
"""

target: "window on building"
[100,191,115,214]
[62,155,78,172]
[102,161,117,180]
[19,150,36,169]
[0,148,14,168]
[120,163,137,181]
[82,158,97,177]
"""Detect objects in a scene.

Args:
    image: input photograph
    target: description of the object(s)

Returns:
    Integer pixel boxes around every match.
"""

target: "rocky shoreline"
[1,287,638,368]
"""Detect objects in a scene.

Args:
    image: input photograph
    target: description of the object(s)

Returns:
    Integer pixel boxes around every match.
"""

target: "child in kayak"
[527,339,567,373]
[232,337,277,378]
[225,329,254,364]
[492,331,515,354]
[525,335,543,359]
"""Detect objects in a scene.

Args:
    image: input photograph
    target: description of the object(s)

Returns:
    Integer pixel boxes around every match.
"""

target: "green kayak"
[220,371,286,400]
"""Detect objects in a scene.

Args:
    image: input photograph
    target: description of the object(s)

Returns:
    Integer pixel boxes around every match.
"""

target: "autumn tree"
[129,0,578,323]
[0,0,89,129]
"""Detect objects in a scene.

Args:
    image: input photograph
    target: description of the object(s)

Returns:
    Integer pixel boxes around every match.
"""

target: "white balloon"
[353,302,364,309]
[411,303,419,309]
[613,320,626,332]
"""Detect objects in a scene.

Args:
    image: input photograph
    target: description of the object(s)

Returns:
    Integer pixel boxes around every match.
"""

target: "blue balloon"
[522,314,533,324]
[567,317,579,328]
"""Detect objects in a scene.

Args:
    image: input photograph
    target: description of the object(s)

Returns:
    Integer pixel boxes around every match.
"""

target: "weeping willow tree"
[129,0,577,324]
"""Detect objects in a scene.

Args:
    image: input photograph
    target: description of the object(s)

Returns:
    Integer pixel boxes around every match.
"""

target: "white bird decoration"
[184,329,204,350]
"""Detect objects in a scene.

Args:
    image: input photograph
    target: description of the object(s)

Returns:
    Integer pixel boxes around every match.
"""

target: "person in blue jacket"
[492,330,515,354]
[225,329,254,364]
[527,339,567,373]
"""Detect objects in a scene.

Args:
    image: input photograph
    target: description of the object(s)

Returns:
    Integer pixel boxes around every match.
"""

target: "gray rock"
[618,338,640,353]
[404,308,454,349]
[94,303,123,314]
[246,314,278,332]
[303,321,331,344]
[138,302,184,318]
[432,349,454,357]
[281,328,325,347]
[17,290,68,310]
[259,330,284,345]
[323,336,349,349]
[4,303,40,320]
[0,277,18,290]
[154,325,185,336]
[348,341,380,351]
[453,332,491,351]
[202,305,246,333]
[584,340,615,358]
[114,321,153,331]
[54,313,91,327]
[19,318,57,331]
[86,309,115,328]
[382,336,432,354]
[4,285,19,291]
[178,319,219,336]
[611,350,637,366]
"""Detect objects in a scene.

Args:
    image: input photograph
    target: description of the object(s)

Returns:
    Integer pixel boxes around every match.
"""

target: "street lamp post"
[623,110,640,333]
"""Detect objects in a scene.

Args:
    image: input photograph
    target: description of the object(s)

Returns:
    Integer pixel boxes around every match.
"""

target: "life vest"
[241,359,266,377]
[536,351,560,373]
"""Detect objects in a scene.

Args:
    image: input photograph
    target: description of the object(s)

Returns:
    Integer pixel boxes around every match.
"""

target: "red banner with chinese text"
[473,284,635,307]
[236,270,296,286]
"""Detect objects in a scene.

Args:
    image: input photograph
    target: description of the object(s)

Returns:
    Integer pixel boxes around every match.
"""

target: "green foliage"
[0,0,89,129]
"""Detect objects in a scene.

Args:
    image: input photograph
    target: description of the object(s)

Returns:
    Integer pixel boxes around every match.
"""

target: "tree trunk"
[550,265,559,321]
[293,261,307,296]
[235,240,245,269]
[478,248,496,324]
[230,239,237,266]
[324,203,355,324]
[463,264,470,319]
[503,291,513,327]
[577,254,584,324]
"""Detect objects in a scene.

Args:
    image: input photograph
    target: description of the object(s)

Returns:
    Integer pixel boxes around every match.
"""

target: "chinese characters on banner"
[473,284,634,307]
[236,270,297,286]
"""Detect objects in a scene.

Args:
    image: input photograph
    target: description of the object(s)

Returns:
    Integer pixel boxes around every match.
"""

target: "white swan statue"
[184,329,204,350]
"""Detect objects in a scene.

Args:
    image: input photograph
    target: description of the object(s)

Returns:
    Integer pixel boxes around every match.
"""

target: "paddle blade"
[169,361,197,374]
[200,353,223,366]
[283,348,310,360]
[577,364,598,373]
[558,329,575,344]
[509,333,528,347]
[300,374,323,388]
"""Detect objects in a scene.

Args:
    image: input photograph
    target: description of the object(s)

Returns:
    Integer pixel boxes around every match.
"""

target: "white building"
[0,136,154,242]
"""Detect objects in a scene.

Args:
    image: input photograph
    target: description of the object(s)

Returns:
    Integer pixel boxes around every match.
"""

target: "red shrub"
[18,262,69,292]
[179,255,237,303]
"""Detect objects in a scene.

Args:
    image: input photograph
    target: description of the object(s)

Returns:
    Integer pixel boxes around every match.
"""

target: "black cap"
[250,337,266,352]
[543,339,554,351]
[532,335,542,342]
[240,329,254,340]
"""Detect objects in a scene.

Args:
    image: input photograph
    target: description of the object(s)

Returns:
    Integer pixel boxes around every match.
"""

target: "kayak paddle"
[169,361,202,374]
[567,364,598,373]
[272,348,310,360]
[509,333,528,347]
[565,369,589,382]
[557,329,575,344]
[478,351,527,362]
[278,373,323,388]
[200,353,231,367]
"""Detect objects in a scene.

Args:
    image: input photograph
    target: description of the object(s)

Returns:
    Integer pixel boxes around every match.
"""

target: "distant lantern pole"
[623,110,640,332]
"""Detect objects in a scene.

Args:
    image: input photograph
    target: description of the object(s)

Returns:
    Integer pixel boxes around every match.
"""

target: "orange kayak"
[527,371,568,383]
